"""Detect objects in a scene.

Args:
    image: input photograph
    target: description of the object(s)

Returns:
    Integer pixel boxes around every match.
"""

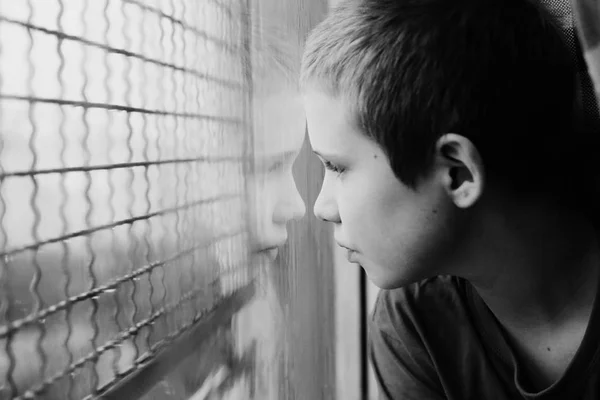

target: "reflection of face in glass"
[248,90,307,263]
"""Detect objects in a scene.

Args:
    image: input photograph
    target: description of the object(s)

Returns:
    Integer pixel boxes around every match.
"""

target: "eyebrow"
[312,150,341,161]
[255,150,298,164]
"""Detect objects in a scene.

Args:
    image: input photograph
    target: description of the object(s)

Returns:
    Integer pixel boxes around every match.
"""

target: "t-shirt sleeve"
[369,288,446,400]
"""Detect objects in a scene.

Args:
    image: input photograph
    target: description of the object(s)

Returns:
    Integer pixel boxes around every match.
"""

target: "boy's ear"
[435,134,485,209]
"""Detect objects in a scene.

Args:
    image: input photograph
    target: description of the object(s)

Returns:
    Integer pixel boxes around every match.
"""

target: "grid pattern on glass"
[0,0,253,398]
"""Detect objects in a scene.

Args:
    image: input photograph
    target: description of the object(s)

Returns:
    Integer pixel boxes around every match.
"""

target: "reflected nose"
[313,181,339,223]
[273,179,306,224]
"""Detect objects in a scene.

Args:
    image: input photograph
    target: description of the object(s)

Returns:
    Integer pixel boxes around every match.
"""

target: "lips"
[346,249,359,263]
[253,246,279,262]
[253,239,286,262]
[336,241,360,263]
[253,236,287,252]
[336,241,353,252]
[264,247,279,261]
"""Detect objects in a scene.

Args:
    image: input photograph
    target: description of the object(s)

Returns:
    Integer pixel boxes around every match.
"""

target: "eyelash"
[324,160,345,175]
[267,160,285,173]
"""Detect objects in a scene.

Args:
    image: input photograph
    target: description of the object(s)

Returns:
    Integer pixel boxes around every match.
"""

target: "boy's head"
[301,0,599,288]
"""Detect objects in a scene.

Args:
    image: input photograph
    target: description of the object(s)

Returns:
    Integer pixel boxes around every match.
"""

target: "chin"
[363,269,397,290]
[369,277,403,290]
[365,267,429,290]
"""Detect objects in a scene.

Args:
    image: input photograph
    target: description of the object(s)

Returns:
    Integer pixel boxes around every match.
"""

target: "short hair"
[301,0,600,210]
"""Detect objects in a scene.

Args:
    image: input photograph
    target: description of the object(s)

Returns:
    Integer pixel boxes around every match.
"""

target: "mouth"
[254,245,281,262]
[337,242,360,264]
[346,249,359,264]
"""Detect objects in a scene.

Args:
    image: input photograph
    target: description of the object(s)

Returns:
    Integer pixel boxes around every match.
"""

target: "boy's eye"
[324,160,345,175]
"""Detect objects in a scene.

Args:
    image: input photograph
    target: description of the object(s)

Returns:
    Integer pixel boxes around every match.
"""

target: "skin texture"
[304,86,600,391]
[304,88,466,289]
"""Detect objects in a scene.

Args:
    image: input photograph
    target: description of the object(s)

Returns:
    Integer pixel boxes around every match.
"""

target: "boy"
[301,0,600,398]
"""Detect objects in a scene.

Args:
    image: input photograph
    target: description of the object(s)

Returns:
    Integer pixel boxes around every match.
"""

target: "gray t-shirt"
[369,275,600,399]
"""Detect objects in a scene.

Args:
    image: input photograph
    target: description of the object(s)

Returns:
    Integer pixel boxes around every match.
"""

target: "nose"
[313,179,340,223]
[272,178,306,224]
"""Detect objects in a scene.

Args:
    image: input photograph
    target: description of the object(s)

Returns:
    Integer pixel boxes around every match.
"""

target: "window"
[0,1,334,399]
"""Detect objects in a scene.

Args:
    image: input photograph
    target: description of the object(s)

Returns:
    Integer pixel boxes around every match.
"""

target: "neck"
[457,201,599,333]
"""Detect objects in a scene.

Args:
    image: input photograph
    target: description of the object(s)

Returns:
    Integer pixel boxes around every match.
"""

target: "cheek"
[342,181,454,287]
[247,178,272,226]
[379,194,458,287]
[337,185,391,248]
[248,174,296,236]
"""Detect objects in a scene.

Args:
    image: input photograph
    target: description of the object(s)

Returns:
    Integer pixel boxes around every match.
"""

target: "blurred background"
[0,0,374,399]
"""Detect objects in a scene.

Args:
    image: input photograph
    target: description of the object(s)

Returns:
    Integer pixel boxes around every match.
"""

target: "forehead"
[303,88,372,155]
[253,92,306,156]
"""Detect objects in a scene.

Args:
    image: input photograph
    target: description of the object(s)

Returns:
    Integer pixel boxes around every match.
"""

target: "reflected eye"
[324,160,345,175]
[267,160,286,173]
[254,151,298,176]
